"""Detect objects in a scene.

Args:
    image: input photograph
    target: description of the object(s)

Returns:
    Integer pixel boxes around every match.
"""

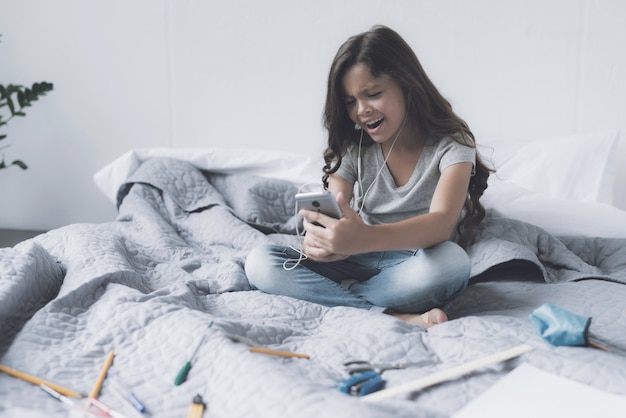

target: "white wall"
[1,0,625,230]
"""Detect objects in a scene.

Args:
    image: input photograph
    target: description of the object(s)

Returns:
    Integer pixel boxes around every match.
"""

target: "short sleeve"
[438,139,476,174]
[335,145,359,184]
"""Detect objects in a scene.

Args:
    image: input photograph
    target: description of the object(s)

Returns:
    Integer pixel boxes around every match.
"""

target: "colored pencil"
[0,364,83,398]
[89,350,115,399]
[249,346,310,359]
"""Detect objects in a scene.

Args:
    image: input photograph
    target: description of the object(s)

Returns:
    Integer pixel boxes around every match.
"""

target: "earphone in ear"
[354,123,362,130]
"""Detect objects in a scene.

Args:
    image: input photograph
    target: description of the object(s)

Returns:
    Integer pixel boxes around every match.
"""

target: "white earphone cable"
[356,121,406,214]
[282,182,321,271]
[283,118,406,270]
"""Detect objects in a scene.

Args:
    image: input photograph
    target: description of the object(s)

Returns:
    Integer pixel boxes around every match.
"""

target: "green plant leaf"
[6,96,15,114]
[7,84,23,94]
[17,91,26,107]
[0,35,54,171]
[24,88,36,103]
[11,159,28,170]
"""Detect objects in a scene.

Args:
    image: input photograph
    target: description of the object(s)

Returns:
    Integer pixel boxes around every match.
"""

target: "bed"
[1,131,626,418]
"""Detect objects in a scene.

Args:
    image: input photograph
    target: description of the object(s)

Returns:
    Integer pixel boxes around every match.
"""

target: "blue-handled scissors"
[338,370,384,396]
[339,359,433,396]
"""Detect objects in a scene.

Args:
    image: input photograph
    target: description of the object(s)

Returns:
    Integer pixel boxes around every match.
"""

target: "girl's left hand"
[301,235,349,262]
[300,192,370,260]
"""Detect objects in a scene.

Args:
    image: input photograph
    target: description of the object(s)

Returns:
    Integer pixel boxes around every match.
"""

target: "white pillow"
[479,130,626,238]
[483,182,626,238]
[479,130,619,205]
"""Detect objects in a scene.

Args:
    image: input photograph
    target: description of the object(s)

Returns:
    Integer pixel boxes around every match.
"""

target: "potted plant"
[0,34,54,170]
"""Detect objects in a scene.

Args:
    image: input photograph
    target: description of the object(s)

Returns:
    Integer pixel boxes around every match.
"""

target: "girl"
[245,25,491,329]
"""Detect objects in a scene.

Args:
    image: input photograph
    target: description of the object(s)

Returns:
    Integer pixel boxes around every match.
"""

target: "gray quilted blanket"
[1,158,625,418]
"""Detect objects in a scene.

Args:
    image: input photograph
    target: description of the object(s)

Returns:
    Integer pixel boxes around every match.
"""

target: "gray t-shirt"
[336,136,476,226]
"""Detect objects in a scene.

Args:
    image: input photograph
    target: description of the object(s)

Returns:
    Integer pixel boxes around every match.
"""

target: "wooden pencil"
[0,364,83,398]
[249,346,310,359]
[89,350,115,399]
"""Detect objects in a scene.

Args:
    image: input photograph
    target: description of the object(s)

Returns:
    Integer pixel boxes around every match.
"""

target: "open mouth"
[365,118,383,130]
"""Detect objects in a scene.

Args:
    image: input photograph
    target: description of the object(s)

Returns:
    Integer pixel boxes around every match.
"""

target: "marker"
[0,364,83,398]
[174,321,214,386]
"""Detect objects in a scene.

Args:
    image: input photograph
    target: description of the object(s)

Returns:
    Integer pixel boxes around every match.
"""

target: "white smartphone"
[295,191,343,219]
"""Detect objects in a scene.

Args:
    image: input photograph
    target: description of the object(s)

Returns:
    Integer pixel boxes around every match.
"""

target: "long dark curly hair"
[321,25,492,247]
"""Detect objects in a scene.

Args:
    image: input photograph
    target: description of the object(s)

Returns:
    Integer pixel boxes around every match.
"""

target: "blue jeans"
[244,241,470,314]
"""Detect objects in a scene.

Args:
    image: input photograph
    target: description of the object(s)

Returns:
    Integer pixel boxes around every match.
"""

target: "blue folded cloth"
[529,303,590,346]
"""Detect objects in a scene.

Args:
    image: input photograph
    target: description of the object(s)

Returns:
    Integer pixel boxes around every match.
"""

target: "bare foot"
[390,308,448,329]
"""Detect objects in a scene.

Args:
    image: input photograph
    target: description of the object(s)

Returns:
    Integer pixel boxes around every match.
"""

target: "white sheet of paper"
[453,363,626,418]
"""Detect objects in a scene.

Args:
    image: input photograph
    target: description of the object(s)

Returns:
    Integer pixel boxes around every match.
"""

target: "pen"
[186,394,205,418]
[90,350,115,399]
[41,384,108,418]
[110,387,145,418]
[175,321,214,386]
[127,391,146,413]
[249,346,310,359]
[0,364,84,398]
[113,373,146,413]
[40,384,75,407]
[90,396,128,418]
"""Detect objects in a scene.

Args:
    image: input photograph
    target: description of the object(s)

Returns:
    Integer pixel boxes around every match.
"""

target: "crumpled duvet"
[1,157,625,418]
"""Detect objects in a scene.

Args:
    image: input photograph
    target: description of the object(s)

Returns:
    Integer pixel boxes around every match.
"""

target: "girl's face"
[342,63,408,145]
